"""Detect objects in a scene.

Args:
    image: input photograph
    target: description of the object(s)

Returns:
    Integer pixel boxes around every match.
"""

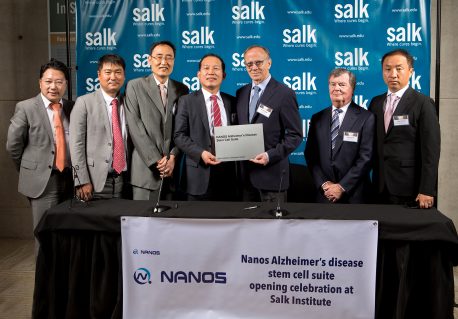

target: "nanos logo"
[133,268,152,285]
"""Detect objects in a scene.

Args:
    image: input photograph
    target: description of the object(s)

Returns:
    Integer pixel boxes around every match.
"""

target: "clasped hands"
[322,181,344,203]
[157,154,175,178]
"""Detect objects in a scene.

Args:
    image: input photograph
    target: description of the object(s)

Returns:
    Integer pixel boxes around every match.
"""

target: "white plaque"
[214,124,264,161]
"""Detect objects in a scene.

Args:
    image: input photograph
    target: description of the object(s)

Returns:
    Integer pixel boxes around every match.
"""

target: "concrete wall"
[0,0,457,238]
[0,0,48,237]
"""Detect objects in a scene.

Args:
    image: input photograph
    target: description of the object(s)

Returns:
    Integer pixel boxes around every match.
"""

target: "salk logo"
[283,25,317,44]
[133,53,150,69]
[335,48,369,67]
[183,76,200,91]
[182,27,215,45]
[283,72,317,94]
[409,71,421,90]
[232,1,265,20]
[387,23,422,42]
[85,28,117,46]
[334,0,369,19]
[161,271,227,284]
[232,52,246,71]
[133,268,152,285]
[85,77,100,92]
[354,95,368,109]
[132,3,165,22]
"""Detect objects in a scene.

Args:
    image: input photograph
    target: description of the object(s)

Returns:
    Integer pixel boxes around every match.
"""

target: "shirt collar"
[252,74,271,92]
[201,88,221,101]
[153,75,169,89]
[388,84,409,99]
[41,93,63,109]
[100,88,120,106]
[332,101,351,113]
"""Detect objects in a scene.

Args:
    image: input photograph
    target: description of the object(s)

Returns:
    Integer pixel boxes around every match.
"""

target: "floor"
[0,239,456,319]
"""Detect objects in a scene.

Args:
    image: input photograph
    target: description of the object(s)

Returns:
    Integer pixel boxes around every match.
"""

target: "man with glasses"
[236,45,302,202]
[174,53,237,200]
[7,59,73,250]
[305,68,374,203]
[70,54,129,201]
[125,41,188,201]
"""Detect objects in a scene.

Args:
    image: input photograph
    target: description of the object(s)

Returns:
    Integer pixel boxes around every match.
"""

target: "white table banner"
[121,218,378,319]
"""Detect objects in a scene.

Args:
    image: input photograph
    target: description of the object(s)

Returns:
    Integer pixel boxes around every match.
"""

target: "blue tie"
[249,86,261,122]
[331,108,342,151]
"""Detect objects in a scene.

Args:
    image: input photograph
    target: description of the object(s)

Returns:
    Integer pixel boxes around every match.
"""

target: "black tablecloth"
[33,199,458,319]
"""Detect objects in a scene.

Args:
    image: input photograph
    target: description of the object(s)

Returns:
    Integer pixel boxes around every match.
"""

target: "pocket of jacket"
[400,160,415,167]
[87,158,95,167]
[20,159,37,170]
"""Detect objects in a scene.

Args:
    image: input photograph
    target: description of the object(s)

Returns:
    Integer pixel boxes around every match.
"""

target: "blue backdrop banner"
[76,0,431,165]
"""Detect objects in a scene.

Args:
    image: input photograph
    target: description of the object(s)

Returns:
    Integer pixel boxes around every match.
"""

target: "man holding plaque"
[305,68,374,203]
[236,45,302,202]
[174,54,237,201]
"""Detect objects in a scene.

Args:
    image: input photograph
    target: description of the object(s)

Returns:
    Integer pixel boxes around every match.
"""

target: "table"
[32,199,458,319]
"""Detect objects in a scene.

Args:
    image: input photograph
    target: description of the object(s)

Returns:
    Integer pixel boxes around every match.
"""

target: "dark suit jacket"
[236,77,302,191]
[305,102,375,203]
[125,75,188,191]
[174,89,236,196]
[6,94,73,198]
[369,87,440,197]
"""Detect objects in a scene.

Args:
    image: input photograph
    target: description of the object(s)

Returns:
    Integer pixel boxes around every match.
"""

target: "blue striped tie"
[249,86,261,122]
[331,108,342,151]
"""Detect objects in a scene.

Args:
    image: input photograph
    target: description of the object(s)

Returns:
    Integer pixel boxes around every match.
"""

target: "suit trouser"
[93,173,124,199]
[132,179,173,202]
[29,169,72,255]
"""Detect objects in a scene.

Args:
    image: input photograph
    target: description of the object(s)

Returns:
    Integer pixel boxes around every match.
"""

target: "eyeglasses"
[42,80,66,87]
[245,60,265,69]
[151,55,174,62]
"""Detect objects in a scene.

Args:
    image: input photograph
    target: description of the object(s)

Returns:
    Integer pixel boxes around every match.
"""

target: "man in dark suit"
[174,53,237,200]
[125,41,188,201]
[70,54,129,201]
[236,45,302,202]
[305,68,374,203]
[7,59,73,247]
[369,49,440,209]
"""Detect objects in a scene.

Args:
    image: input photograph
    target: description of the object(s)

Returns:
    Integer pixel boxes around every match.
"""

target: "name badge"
[393,115,409,126]
[343,131,358,143]
[257,103,273,118]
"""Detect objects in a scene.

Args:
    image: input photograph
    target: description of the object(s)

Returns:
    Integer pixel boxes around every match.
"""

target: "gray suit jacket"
[69,89,126,193]
[125,75,188,190]
[6,94,73,198]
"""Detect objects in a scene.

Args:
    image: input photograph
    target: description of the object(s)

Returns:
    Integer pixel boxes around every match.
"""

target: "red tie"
[210,95,222,128]
[50,103,66,172]
[111,99,126,174]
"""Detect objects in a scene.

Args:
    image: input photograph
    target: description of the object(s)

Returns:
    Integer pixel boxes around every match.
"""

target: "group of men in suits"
[6,45,440,243]
[305,49,440,208]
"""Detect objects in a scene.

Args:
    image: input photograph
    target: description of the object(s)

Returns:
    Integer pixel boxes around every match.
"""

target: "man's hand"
[76,183,93,202]
[416,193,434,209]
[323,182,344,203]
[201,151,221,165]
[157,155,175,178]
[250,152,269,166]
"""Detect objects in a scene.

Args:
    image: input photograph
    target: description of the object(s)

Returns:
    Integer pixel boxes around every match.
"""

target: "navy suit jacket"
[305,102,374,203]
[236,77,302,191]
[369,87,440,197]
[174,89,236,195]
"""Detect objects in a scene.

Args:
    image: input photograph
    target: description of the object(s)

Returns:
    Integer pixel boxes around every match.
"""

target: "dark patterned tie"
[331,108,342,151]
[249,86,261,122]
